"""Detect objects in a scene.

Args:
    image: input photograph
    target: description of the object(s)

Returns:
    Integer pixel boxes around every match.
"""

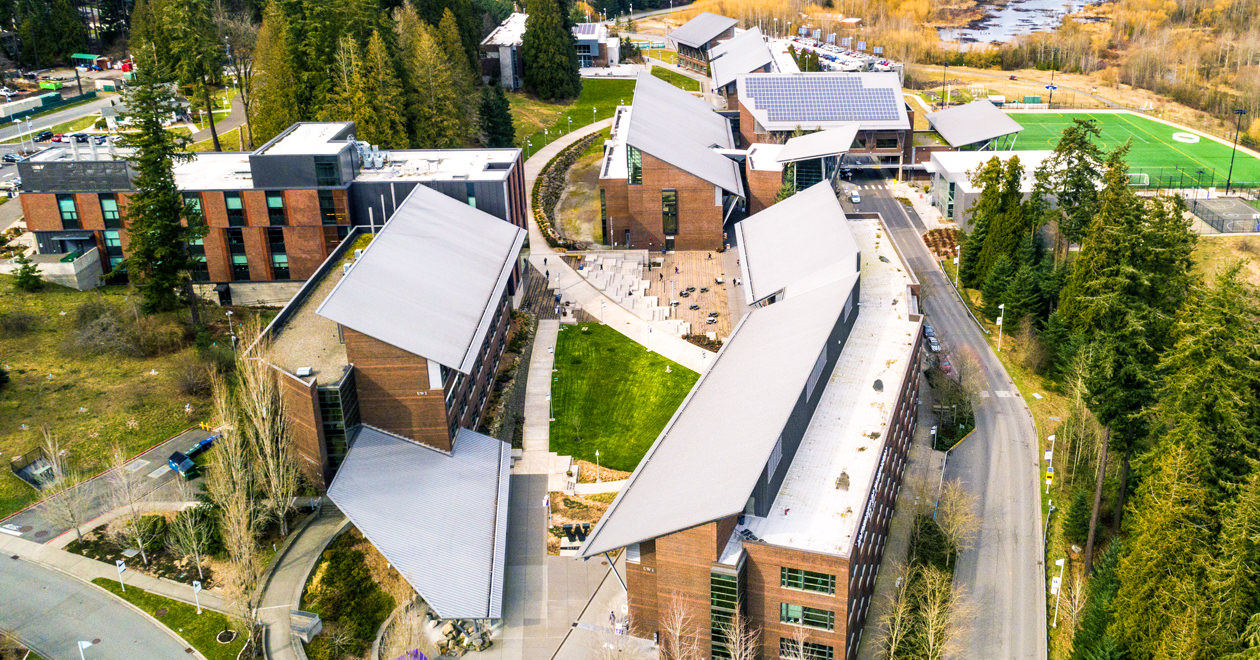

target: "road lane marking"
[147,465,171,479]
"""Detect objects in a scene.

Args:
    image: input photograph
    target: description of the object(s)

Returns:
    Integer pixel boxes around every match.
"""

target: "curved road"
[0,556,197,660]
[864,184,1046,660]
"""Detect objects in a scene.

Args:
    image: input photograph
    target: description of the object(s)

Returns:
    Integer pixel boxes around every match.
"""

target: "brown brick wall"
[278,367,328,487]
[285,226,328,280]
[343,328,452,451]
[243,226,271,280]
[243,190,270,227]
[747,168,782,214]
[627,540,659,638]
[202,191,229,228]
[652,522,725,651]
[20,193,62,231]
[606,151,726,251]
[601,179,631,246]
[507,160,527,230]
[745,542,851,660]
[202,228,231,282]
[74,193,105,230]
[287,189,323,226]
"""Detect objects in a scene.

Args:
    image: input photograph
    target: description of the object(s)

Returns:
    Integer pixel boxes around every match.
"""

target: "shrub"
[306,545,395,657]
[0,311,37,334]
[73,297,119,329]
[132,316,185,357]
[64,313,136,357]
[138,515,169,553]
[172,355,213,396]
[11,254,43,291]
[1063,487,1093,545]
[0,363,8,390]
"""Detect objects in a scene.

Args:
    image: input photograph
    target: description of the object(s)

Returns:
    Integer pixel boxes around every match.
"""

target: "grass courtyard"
[92,578,248,660]
[1006,111,1260,188]
[508,78,635,155]
[549,323,698,472]
[650,66,702,92]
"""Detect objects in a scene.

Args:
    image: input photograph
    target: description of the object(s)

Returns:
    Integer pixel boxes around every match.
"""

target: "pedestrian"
[674,265,679,274]
[544,257,548,266]
[546,269,550,279]
[609,611,615,627]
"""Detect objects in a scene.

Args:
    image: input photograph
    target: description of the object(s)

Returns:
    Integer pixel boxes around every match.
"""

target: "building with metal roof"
[929,150,1052,227]
[925,100,1024,149]
[577,188,925,660]
[327,425,510,620]
[668,12,739,72]
[708,27,777,94]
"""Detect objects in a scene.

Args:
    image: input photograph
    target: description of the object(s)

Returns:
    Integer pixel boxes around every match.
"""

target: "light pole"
[192,580,203,614]
[996,303,1005,352]
[1052,558,1066,627]
[526,138,532,158]
[78,640,94,660]
[941,63,949,109]
[595,449,601,482]
[567,116,572,134]
[774,17,778,38]
[953,245,961,289]
[1226,108,1247,194]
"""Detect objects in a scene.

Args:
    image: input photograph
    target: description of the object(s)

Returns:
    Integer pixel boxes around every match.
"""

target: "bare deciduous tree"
[168,479,212,580]
[779,625,812,660]
[108,443,153,564]
[660,592,702,660]
[936,479,981,567]
[216,9,258,149]
[207,373,262,623]
[39,428,90,544]
[719,603,761,660]
[380,600,441,660]
[237,319,299,535]
[871,563,914,660]
[916,564,975,660]
[1061,571,1088,640]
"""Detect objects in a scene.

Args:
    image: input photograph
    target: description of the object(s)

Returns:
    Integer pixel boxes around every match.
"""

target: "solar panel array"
[745,76,902,123]
[575,23,598,35]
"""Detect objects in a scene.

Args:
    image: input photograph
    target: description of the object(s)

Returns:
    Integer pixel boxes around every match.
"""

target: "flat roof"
[328,425,510,620]
[625,72,742,194]
[709,27,776,89]
[668,12,738,49]
[776,126,860,163]
[482,12,528,47]
[929,150,1052,193]
[316,184,525,373]
[600,106,631,180]
[735,182,860,305]
[745,142,784,172]
[266,238,364,383]
[926,100,1023,148]
[737,218,920,558]
[258,122,353,156]
[173,152,254,190]
[578,274,858,558]
[737,72,910,132]
[573,22,607,40]
[355,148,520,183]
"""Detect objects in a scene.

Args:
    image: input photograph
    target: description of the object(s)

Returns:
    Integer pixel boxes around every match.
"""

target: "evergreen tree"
[982,254,1014,321]
[249,2,303,144]
[1112,444,1212,660]
[162,0,226,151]
[11,253,43,291]
[478,85,517,147]
[322,35,362,123]
[1039,309,1075,378]
[396,7,466,148]
[774,173,796,203]
[974,155,1030,280]
[14,0,86,68]
[1069,543,1123,660]
[437,8,478,143]
[1035,118,1105,259]
[959,156,1002,287]
[119,63,207,314]
[353,30,410,149]
[1004,263,1040,328]
[521,0,581,100]
[1207,468,1260,656]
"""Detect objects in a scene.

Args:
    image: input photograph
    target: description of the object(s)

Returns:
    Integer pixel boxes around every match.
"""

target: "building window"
[102,230,122,251]
[710,570,740,659]
[627,146,642,185]
[779,639,834,660]
[599,188,606,225]
[781,567,836,595]
[661,189,678,235]
[57,194,79,227]
[188,236,208,282]
[780,603,835,631]
[100,194,121,228]
[183,192,203,220]
[319,190,339,225]
[315,157,340,186]
[226,228,248,280]
[266,192,287,224]
[268,228,288,279]
[466,182,477,208]
[225,192,246,226]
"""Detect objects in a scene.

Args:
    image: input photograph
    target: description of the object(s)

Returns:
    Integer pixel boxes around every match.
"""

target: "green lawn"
[650,66,702,92]
[549,323,698,471]
[644,48,679,65]
[1007,111,1260,188]
[189,126,245,152]
[92,578,248,660]
[509,78,635,155]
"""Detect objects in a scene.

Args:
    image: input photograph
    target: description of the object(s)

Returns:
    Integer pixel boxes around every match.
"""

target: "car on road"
[50,134,65,142]
[72,133,89,143]
[1,154,18,163]
[34,130,53,142]
[928,337,941,353]
[924,324,936,338]
[850,190,861,204]
[939,355,952,373]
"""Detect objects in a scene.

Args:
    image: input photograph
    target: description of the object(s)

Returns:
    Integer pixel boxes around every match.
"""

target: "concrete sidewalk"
[522,119,715,375]
[258,504,349,660]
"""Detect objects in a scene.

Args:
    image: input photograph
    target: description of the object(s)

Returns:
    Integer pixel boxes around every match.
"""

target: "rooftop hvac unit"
[354,248,363,260]
[342,262,352,275]
[296,367,313,377]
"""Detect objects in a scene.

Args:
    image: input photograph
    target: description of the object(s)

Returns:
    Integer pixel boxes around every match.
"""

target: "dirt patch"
[548,491,614,555]
[555,150,605,244]
[573,459,631,483]
[923,228,961,259]
[1194,235,1260,287]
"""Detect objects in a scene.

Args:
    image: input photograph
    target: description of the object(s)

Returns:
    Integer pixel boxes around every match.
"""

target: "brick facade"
[747,168,783,214]
[343,327,454,452]
[601,151,728,251]
[279,369,328,486]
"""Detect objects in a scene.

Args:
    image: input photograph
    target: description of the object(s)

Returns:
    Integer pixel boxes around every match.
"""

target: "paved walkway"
[258,504,349,660]
[522,119,715,375]
[189,95,248,146]
[517,320,562,477]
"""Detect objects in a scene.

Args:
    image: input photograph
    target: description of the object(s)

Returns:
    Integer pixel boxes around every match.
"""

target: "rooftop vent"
[354,248,363,260]
[873,379,884,391]
[296,366,313,377]
[342,262,352,275]
[836,472,850,490]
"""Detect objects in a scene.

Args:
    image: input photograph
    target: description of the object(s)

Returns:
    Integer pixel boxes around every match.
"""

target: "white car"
[928,337,941,353]
[850,190,861,204]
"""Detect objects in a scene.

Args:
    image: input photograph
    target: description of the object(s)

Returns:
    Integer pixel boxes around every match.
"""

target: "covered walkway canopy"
[327,426,511,620]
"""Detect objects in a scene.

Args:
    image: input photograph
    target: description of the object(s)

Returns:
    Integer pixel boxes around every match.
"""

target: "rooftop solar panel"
[744,76,901,123]
[575,23,598,35]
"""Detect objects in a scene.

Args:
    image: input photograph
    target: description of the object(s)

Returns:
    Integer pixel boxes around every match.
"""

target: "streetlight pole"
[954,245,961,289]
[996,303,1005,351]
[1052,558,1066,627]
[1226,108,1247,194]
[595,449,601,482]
[941,63,949,109]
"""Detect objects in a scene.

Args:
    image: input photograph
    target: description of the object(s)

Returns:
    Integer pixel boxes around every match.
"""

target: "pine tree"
[1112,444,1212,660]
[1004,263,1040,328]
[437,8,478,143]
[249,2,303,144]
[353,31,409,149]
[396,7,466,148]
[478,85,517,147]
[119,63,206,314]
[1035,118,1104,259]
[143,0,224,151]
[959,156,1002,287]
[982,254,1014,321]
[11,254,43,291]
[521,0,582,100]
[322,35,361,123]
[1069,543,1122,660]
[774,174,797,203]
[1205,467,1260,657]
[974,155,1029,280]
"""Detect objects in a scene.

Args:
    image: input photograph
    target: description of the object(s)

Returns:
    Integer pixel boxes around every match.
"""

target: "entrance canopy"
[776,125,860,164]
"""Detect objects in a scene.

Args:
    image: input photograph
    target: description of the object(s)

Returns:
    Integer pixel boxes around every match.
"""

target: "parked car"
[34,130,53,142]
[72,133,89,143]
[850,190,861,204]
[940,356,952,373]
[50,134,65,142]
[928,337,941,353]
[93,135,107,144]
[924,324,936,338]
[2,154,18,163]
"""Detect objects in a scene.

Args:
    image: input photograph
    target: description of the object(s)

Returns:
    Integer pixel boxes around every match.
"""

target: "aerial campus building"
[579,182,926,660]
[707,27,778,101]
[668,12,739,73]
[928,150,1050,226]
[480,13,620,90]
[924,100,1024,151]
[16,121,526,303]
[256,182,523,621]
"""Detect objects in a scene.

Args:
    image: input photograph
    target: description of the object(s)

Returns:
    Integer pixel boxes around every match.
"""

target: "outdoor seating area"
[575,251,689,334]
[643,251,734,338]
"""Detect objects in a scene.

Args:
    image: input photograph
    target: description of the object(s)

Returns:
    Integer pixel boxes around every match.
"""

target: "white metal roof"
[929,150,1053,193]
[258,122,352,155]
[668,12,738,49]
[482,12,528,47]
[327,426,510,619]
[709,27,775,89]
[734,182,860,305]
[578,274,858,558]
[627,72,743,194]
[316,184,525,373]
[776,126,860,163]
[925,100,1023,148]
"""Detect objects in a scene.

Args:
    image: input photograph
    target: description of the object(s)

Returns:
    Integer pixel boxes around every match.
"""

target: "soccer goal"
[1126,172,1151,187]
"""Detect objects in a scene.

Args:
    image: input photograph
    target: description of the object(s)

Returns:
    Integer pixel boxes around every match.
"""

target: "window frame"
[266,191,287,225]
[224,192,246,227]
[780,567,837,595]
[661,189,678,235]
[319,190,339,225]
[99,194,121,228]
[627,146,642,185]
[56,194,79,226]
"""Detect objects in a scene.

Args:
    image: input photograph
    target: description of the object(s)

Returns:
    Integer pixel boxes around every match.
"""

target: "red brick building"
[580,186,925,660]
[18,121,526,305]
[668,12,738,74]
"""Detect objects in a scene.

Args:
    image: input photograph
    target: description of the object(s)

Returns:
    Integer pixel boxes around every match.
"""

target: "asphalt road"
[0,555,195,660]
[858,179,1046,660]
[0,95,115,144]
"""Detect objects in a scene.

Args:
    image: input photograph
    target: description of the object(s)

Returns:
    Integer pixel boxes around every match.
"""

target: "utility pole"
[942,63,949,109]
[1226,108,1248,194]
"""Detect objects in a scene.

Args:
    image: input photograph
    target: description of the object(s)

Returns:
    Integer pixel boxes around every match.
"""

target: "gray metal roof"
[316,184,525,373]
[668,12,738,49]
[327,426,511,620]
[627,72,743,194]
[578,274,859,558]
[776,126,860,163]
[926,100,1023,148]
[737,72,911,132]
[709,28,775,89]
[734,182,860,305]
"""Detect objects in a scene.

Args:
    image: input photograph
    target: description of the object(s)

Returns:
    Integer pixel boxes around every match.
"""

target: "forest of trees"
[957,119,1260,660]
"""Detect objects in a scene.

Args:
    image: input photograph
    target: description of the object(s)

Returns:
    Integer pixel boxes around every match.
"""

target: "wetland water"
[938,0,1090,43]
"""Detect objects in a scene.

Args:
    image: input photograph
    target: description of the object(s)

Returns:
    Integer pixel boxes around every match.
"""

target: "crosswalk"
[854,183,891,190]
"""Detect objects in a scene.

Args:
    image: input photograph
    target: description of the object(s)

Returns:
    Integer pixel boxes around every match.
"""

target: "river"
[937,0,1090,44]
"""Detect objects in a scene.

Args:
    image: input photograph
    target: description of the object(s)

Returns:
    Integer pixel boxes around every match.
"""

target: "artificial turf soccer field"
[1005,112,1260,188]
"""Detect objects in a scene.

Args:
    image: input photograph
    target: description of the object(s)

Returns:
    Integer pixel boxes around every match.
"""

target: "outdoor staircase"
[574,251,690,335]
